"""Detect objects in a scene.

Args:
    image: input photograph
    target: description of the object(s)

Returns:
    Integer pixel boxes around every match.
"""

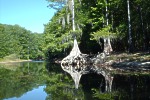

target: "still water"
[0,61,150,100]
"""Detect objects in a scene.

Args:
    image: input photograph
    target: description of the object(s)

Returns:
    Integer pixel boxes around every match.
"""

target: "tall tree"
[71,0,75,31]
[127,0,133,52]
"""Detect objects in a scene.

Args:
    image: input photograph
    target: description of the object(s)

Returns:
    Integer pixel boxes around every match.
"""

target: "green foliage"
[91,25,115,41]
[44,1,86,60]
[89,0,105,30]
[44,71,84,100]
[0,62,45,99]
[44,0,150,59]
[29,33,44,59]
[92,88,124,100]
[2,54,19,61]
[0,24,44,60]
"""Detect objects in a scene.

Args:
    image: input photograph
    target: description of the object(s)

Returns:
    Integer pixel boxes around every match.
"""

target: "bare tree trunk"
[107,38,113,53]
[103,38,113,55]
[104,0,113,54]
[105,0,108,26]
[72,0,75,31]
[127,0,133,52]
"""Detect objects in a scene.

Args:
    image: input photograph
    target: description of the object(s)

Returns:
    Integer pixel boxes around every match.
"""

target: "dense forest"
[44,0,149,61]
[0,0,149,61]
[0,24,44,60]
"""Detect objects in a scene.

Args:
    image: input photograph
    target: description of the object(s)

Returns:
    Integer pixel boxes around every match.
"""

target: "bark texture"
[61,39,113,66]
[61,39,91,65]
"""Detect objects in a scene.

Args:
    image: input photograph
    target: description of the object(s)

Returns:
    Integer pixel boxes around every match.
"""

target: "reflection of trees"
[60,64,116,100]
[44,63,84,100]
[92,65,114,92]
[0,62,46,100]
[112,74,150,100]
[61,65,90,89]
[60,64,150,99]
[91,74,150,100]
[2,62,149,100]
[61,64,114,92]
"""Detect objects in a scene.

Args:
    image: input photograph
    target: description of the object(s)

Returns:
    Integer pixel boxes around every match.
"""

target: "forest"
[44,0,149,61]
[0,24,44,60]
[0,0,149,61]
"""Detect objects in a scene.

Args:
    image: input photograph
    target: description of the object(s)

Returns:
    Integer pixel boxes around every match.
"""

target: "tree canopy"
[0,24,44,60]
[44,0,149,60]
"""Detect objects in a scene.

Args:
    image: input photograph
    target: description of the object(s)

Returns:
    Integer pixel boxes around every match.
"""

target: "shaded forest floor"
[102,52,150,74]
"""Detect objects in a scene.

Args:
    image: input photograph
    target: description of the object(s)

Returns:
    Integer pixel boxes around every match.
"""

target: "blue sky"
[0,0,56,33]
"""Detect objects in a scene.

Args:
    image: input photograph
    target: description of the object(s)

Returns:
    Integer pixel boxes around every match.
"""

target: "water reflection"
[0,62,46,100]
[61,65,89,89]
[61,64,114,92]
[4,86,47,100]
[0,62,150,100]
[61,64,150,100]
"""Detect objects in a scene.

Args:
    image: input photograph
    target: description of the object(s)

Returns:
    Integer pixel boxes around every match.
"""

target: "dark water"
[0,62,150,100]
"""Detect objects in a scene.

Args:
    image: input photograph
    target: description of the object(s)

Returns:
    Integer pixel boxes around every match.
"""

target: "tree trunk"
[127,0,133,52]
[61,39,91,65]
[105,0,108,26]
[72,0,75,31]
[105,0,113,54]
[61,0,112,66]
[103,38,113,55]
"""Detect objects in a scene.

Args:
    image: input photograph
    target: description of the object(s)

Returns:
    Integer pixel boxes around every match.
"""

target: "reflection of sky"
[4,86,47,100]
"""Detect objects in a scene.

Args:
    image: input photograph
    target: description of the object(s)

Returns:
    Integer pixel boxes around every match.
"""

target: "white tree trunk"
[103,38,113,55]
[61,39,81,65]
[104,0,113,55]
[61,39,92,65]
[107,38,113,54]
[105,0,108,26]
[72,0,75,31]
[127,0,132,52]
[68,39,81,57]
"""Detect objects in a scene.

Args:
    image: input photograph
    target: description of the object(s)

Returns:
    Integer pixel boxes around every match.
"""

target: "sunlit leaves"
[91,25,115,41]
[0,24,44,59]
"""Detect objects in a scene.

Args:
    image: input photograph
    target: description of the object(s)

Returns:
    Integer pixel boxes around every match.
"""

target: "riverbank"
[58,52,150,73]
[98,52,150,73]
[0,59,32,64]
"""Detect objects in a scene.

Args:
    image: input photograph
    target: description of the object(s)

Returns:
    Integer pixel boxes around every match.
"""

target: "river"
[0,61,149,100]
